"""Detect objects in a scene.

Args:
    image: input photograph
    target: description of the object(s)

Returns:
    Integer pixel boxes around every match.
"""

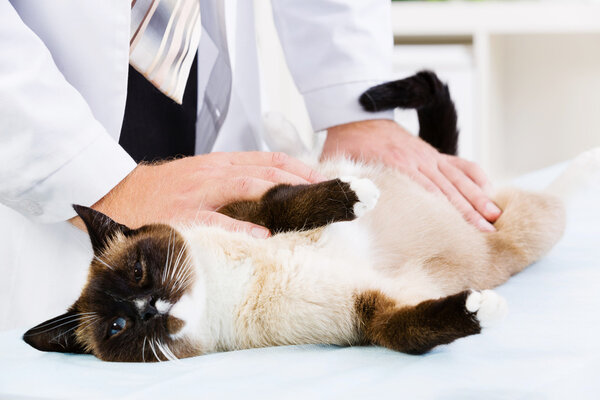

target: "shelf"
[391,2,600,179]
[391,2,600,37]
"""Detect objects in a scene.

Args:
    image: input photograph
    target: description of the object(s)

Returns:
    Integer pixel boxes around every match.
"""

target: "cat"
[23,71,566,362]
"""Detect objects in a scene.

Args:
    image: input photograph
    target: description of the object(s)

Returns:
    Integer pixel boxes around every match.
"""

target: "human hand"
[70,152,324,238]
[322,120,501,231]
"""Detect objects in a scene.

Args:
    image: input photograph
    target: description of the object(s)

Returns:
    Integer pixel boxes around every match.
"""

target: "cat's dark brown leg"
[355,289,506,355]
[219,177,379,233]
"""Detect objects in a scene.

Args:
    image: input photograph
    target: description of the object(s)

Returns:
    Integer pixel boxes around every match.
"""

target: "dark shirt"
[119,54,198,163]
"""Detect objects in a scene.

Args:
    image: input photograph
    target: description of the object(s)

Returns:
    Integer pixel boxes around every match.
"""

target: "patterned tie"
[129,0,202,104]
[194,0,232,153]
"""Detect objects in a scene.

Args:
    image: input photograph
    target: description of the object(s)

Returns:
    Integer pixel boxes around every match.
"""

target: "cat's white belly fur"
[169,157,566,354]
[174,221,373,352]
[174,210,441,353]
[171,160,452,353]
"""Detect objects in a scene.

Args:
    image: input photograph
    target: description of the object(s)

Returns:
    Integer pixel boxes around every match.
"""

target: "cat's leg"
[219,177,380,233]
[355,289,507,354]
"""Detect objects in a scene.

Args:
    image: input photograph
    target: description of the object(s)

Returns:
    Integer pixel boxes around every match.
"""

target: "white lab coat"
[0,0,392,329]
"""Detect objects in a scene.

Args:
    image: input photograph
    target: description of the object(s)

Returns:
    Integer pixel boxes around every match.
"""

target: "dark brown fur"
[24,207,196,362]
[355,290,481,355]
[219,178,360,233]
[360,70,459,156]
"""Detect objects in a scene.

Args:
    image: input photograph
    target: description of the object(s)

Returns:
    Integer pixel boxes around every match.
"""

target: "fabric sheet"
[1,157,599,400]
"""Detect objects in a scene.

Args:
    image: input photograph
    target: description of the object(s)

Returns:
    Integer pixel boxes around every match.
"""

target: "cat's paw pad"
[340,176,380,217]
[465,289,508,328]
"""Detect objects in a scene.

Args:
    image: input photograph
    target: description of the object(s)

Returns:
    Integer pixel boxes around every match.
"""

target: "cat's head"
[23,206,199,362]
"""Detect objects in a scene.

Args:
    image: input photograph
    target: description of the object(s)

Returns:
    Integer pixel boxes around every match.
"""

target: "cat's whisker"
[171,261,192,294]
[24,313,98,335]
[52,317,100,343]
[142,336,147,363]
[166,250,189,295]
[156,340,171,361]
[175,259,192,282]
[93,255,115,271]
[26,312,97,331]
[162,230,174,284]
[167,234,180,284]
[27,317,94,340]
[149,338,162,362]
[156,341,175,362]
[161,341,178,362]
[171,241,187,283]
[71,232,95,253]
[167,231,176,282]
[172,257,192,288]
[174,268,193,293]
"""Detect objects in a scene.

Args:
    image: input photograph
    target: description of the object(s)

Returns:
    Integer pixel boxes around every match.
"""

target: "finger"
[406,169,444,197]
[221,165,310,186]
[446,156,493,195]
[213,151,325,183]
[438,161,502,222]
[206,177,275,207]
[420,165,496,232]
[196,211,271,238]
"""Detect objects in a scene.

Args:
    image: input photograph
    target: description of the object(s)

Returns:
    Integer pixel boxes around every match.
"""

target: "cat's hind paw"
[340,176,380,217]
[466,289,508,328]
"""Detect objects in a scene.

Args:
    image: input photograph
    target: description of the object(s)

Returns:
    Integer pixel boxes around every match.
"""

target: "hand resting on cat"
[23,72,566,362]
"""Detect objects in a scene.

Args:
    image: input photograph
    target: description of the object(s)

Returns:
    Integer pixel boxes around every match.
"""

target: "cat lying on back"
[24,71,565,362]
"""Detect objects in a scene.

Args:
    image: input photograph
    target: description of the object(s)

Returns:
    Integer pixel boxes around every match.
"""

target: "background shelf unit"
[391,1,600,180]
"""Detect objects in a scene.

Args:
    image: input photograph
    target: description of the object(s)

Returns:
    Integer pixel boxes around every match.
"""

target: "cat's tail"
[484,148,600,280]
[544,147,600,203]
[359,70,459,156]
[486,189,566,277]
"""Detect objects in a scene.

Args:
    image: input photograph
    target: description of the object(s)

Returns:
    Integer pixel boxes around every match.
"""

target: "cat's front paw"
[466,290,508,328]
[340,176,380,217]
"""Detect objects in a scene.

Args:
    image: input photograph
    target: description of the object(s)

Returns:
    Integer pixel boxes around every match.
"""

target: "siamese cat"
[23,71,565,362]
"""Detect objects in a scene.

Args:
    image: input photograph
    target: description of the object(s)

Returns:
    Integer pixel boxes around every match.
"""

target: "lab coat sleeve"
[270,0,394,132]
[0,2,136,223]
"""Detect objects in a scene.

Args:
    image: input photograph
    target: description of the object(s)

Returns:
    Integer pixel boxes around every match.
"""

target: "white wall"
[254,1,600,180]
[491,34,600,179]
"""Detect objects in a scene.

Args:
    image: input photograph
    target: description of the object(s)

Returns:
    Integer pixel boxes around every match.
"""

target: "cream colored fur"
[169,158,566,355]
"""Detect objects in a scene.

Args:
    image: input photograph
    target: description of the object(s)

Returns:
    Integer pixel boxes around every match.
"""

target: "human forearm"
[0,1,136,222]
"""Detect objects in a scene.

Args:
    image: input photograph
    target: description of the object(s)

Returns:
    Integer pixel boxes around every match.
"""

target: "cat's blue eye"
[109,317,126,337]
[133,261,143,282]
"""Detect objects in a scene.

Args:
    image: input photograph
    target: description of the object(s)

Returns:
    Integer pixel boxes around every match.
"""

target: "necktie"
[129,0,202,104]
[194,0,232,153]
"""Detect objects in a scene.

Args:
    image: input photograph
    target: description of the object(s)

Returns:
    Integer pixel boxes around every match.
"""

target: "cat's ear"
[22,310,90,354]
[73,205,131,254]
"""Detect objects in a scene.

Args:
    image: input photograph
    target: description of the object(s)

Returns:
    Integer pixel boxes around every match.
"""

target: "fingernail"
[478,218,496,232]
[251,227,270,239]
[485,202,502,216]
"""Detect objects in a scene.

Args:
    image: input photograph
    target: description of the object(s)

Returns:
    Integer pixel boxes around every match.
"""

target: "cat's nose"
[140,304,158,321]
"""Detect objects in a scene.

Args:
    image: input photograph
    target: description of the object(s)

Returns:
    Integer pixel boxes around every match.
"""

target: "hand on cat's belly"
[323,119,502,232]
[69,152,324,238]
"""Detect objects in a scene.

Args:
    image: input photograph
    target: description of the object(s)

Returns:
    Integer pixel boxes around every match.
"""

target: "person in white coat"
[0,0,499,329]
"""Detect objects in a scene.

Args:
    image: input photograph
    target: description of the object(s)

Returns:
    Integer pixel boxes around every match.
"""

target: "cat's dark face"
[23,206,198,362]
